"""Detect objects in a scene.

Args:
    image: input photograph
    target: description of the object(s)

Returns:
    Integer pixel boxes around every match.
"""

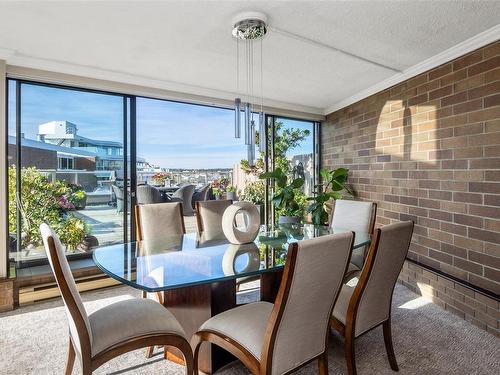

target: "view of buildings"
[8,98,313,263]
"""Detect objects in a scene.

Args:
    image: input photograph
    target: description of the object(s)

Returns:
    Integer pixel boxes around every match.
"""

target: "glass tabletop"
[93,224,371,292]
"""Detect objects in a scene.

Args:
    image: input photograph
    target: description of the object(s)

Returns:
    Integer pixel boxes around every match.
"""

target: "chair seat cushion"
[332,284,355,325]
[89,298,185,356]
[343,263,361,282]
[198,301,273,360]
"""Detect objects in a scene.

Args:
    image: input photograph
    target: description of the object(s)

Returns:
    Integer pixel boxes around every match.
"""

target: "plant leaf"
[291,178,304,189]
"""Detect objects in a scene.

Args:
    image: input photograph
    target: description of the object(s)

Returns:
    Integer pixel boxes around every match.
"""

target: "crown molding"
[324,24,500,115]
[4,52,325,117]
[0,48,15,61]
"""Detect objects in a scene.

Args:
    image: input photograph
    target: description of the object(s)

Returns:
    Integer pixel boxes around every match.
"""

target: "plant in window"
[56,214,90,250]
[239,180,265,205]
[225,185,237,201]
[240,120,310,178]
[260,167,304,223]
[210,180,222,199]
[8,166,91,250]
[307,168,354,225]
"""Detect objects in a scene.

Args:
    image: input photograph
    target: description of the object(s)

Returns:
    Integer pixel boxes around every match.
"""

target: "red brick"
[429,85,453,100]
[454,214,483,228]
[442,91,468,107]
[453,192,483,204]
[454,257,483,275]
[467,56,500,77]
[469,205,500,220]
[484,93,500,108]
[429,63,453,80]
[484,195,500,207]
[468,81,500,100]
[453,99,483,115]
[469,182,500,194]
[469,227,500,244]
[453,50,483,71]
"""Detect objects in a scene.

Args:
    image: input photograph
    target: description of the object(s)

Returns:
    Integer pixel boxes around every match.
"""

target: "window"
[273,117,316,196]
[7,80,129,266]
[136,99,249,230]
[266,116,319,221]
[6,78,319,267]
[58,157,74,170]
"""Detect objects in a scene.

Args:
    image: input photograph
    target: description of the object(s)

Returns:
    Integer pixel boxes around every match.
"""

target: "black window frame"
[5,77,321,270]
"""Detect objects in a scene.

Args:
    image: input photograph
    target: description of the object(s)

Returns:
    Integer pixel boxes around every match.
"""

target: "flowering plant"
[151,172,170,185]
[58,195,75,210]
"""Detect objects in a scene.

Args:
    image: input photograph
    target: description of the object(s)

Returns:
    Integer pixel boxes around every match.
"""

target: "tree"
[240,120,310,218]
[240,120,310,177]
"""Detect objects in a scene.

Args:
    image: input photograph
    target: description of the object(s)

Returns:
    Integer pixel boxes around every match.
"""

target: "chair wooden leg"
[318,352,328,375]
[193,340,201,375]
[65,340,75,375]
[142,291,158,358]
[180,342,194,375]
[145,345,155,358]
[345,330,357,375]
[383,319,399,371]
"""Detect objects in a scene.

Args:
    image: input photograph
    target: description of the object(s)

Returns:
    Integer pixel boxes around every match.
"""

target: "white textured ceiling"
[0,1,499,114]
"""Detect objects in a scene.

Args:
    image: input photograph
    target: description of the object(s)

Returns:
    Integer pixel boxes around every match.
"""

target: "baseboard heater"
[18,274,121,305]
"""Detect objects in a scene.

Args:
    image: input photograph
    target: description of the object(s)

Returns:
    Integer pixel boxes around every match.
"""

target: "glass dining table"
[93,224,370,373]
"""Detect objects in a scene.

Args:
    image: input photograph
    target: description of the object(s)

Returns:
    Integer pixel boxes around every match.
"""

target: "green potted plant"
[260,167,304,224]
[307,167,354,225]
[239,180,265,224]
[67,184,87,210]
[210,180,222,199]
[226,185,237,201]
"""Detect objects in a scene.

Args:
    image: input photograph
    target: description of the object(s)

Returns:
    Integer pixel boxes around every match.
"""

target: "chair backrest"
[172,185,196,215]
[137,185,163,204]
[195,200,232,237]
[261,232,354,374]
[351,221,414,336]
[330,199,377,234]
[111,184,123,199]
[192,184,210,208]
[135,202,185,241]
[40,223,91,360]
[330,199,377,268]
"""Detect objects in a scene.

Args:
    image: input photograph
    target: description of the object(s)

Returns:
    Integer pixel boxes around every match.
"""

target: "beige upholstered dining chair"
[192,231,355,375]
[135,202,187,357]
[195,199,233,239]
[195,199,257,292]
[39,223,193,375]
[135,202,186,240]
[330,220,414,375]
[330,199,377,278]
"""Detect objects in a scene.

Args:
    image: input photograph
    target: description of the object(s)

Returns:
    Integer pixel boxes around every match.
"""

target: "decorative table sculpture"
[222,202,260,244]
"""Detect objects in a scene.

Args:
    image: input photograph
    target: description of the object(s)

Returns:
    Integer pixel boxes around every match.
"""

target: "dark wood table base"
[162,279,237,374]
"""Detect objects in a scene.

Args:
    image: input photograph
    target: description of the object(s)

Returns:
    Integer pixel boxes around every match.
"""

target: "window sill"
[15,257,102,288]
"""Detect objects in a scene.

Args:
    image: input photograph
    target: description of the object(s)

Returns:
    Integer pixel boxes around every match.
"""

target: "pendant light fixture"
[232,12,267,166]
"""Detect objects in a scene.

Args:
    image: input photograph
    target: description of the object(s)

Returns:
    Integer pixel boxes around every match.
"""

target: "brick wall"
[322,41,499,335]
[8,144,57,169]
[0,278,14,312]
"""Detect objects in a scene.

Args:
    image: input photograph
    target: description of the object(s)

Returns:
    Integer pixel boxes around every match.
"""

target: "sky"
[8,81,313,169]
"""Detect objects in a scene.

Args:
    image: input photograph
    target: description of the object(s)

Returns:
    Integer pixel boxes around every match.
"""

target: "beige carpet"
[0,283,498,375]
